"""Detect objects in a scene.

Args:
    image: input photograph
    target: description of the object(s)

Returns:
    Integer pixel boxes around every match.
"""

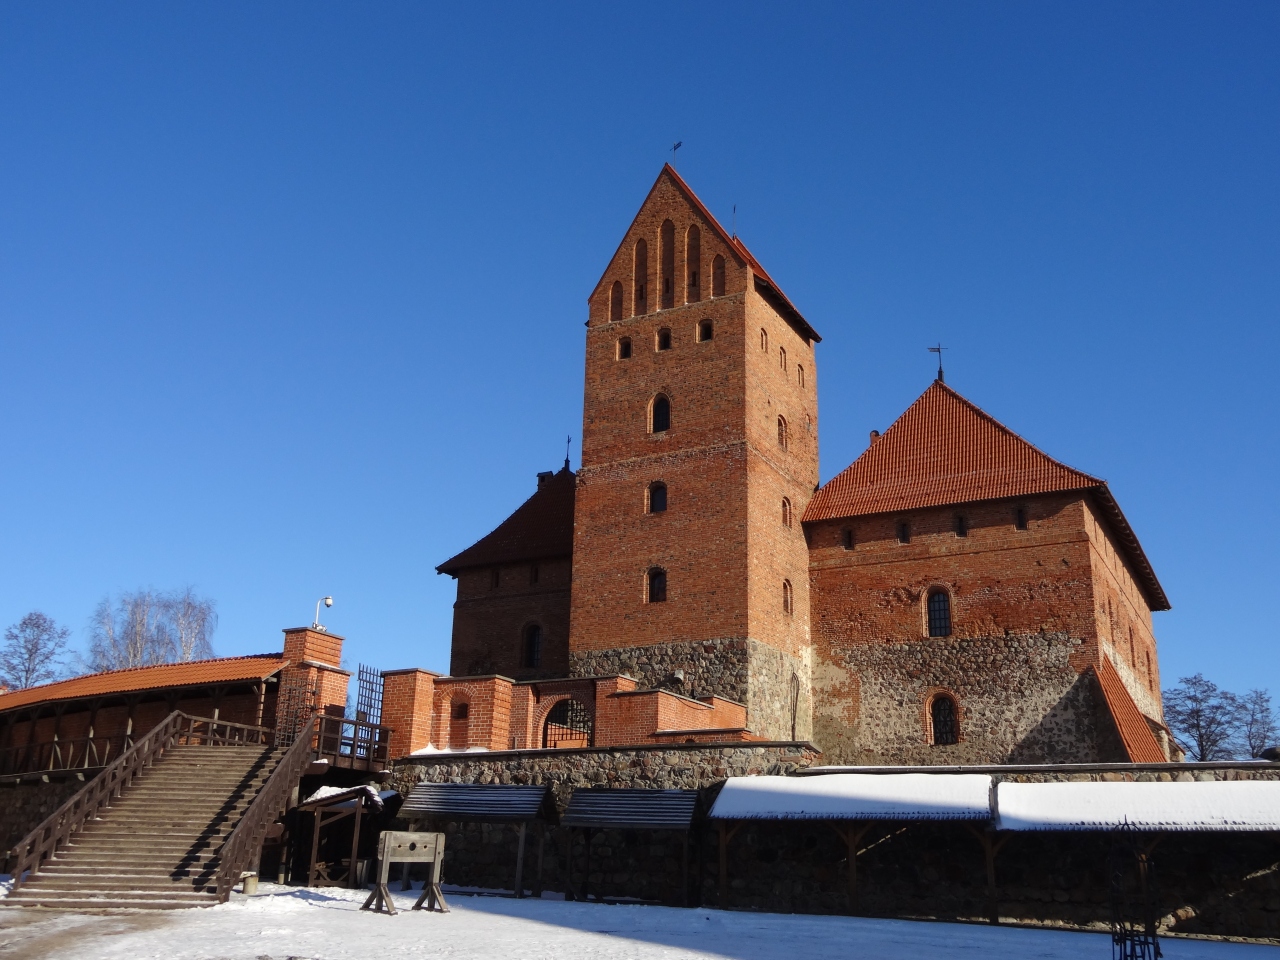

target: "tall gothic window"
[660,220,675,309]
[647,567,667,603]
[651,395,671,433]
[685,224,701,302]
[634,238,648,315]
[648,481,667,513]
[930,695,958,745]
[609,281,623,322]
[927,589,952,637]
[777,416,788,451]
[781,497,792,528]
[782,579,794,615]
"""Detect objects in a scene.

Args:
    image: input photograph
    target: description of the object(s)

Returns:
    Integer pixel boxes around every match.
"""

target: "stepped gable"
[0,654,288,713]
[1092,656,1167,763]
[804,380,1169,610]
[437,465,576,575]
[592,163,820,343]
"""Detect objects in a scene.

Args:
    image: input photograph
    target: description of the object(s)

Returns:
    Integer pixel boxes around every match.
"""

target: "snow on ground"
[0,882,1273,960]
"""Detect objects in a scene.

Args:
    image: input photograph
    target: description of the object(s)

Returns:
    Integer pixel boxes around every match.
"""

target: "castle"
[429,164,1173,766]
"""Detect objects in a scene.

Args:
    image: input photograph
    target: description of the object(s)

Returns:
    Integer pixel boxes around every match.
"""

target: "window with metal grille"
[543,698,592,748]
[648,482,667,513]
[648,567,667,603]
[931,695,958,745]
[356,664,383,725]
[927,589,952,637]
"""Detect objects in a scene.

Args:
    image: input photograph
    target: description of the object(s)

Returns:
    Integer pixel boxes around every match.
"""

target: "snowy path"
[0,883,1273,960]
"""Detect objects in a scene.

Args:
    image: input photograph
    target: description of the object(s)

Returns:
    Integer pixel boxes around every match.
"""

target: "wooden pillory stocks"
[361,831,449,916]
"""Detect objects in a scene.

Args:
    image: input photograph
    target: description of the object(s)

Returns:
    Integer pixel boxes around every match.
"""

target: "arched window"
[779,346,787,371]
[760,328,769,352]
[797,364,805,388]
[930,695,958,745]
[523,623,543,668]
[656,327,672,351]
[927,589,952,637]
[697,319,713,342]
[782,579,793,615]
[647,567,667,603]
[617,337,632,360]
[712,255,725,297]
[777,416,788,451]
[609,281,623,322]
[543,698,593,749]
[648,481,667,513]
[634,238,648,315]
[781,497,792,528]
[449,697,470,750]
[651,395,671,433]
[660,220,675,309]
[686,224,701,302]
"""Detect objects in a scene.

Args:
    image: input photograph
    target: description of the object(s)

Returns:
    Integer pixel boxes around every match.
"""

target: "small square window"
[656,328,672,351]
[697,320,713,342]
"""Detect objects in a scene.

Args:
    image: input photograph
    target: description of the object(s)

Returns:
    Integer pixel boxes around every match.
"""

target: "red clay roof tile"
[804,380,1170,610]
[0,654,288,714]
[437,467,576,575]
[1092,656,1167,763]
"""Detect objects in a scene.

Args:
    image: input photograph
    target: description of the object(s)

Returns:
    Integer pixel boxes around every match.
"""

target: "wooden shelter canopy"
[298,784,389,812]
[400,783,556,824]
[561,788,699,830]
[995,780,1280,832]
[710,773,992,821]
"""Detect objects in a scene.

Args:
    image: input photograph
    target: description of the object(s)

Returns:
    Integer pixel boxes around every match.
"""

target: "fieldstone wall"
[0,776,90,870]
[815,632,1128,765]
[570,638,810,741]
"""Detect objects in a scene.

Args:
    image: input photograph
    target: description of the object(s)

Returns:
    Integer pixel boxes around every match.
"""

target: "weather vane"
[928,344,947,383]
[671,141,682,165]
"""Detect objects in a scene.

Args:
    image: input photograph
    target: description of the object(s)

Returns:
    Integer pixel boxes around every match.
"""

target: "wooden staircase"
[4,713,317,911]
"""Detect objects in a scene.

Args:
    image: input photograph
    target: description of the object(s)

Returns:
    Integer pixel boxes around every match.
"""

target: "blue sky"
[1,3,1276,698]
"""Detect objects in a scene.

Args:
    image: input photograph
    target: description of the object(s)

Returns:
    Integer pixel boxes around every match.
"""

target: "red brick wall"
[283,627,343,668]
[448,557,571,680]
[805,491,1165,763]
[381,668,439,758]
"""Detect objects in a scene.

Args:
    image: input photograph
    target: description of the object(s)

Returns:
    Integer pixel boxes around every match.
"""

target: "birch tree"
[0,611,70,689]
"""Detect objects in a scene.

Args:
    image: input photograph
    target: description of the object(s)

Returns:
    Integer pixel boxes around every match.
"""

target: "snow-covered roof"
[299,784,386,810]
[995,780,1280,832]
[709,774,993,821]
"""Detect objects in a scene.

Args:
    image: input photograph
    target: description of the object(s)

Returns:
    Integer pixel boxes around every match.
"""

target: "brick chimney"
[280,627,350,716]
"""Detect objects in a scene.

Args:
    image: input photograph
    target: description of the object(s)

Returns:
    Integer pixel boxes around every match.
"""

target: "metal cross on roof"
[928,343,947,383]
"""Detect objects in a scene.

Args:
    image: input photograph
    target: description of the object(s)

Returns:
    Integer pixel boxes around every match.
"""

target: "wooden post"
[255,682,266,728]
[349,802,363,889]
[583,828,592,902]
[308,810,323,887]
[533,821,545,899]
[964,826,1008,925]
[681,832,689,908]
[717,822,742,909]
[514,821,527,898]
[564,825,574,901]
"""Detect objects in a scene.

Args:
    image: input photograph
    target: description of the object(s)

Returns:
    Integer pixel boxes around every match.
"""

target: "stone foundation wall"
[814,632,1126,765]
[570,638,809,740]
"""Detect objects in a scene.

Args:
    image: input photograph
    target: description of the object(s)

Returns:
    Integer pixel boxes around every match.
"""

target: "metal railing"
[213,713,317,902]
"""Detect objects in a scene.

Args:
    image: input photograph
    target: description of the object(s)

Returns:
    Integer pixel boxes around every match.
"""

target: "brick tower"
[568,165,821,740]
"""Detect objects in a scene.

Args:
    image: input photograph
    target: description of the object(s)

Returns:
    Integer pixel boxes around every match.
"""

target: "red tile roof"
[437,467,576,575]
[593,165,820,343]
[1092,656,1167,763]
[804,380,1170,610]
[0,654,289,714]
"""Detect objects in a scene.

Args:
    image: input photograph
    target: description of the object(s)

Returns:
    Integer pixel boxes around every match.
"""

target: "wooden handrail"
[214,713,318,902]
[8,710,188,889]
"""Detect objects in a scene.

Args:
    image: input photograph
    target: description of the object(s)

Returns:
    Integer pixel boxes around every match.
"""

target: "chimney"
[869,430,880,444]
[537,470,554,489]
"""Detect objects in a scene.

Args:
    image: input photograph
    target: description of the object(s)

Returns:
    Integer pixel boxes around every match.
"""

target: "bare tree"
[161,588,217,662]
[0,612,70,690]
[89,588,217,671]
[1238,689,1278,759]
[1163,674,1243,761]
